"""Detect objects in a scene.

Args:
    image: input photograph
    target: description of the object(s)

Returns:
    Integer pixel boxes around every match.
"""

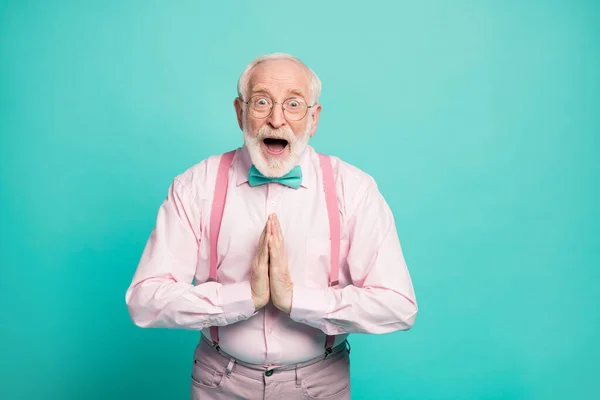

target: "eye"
[251,96,271,108]
[285,98,305,109]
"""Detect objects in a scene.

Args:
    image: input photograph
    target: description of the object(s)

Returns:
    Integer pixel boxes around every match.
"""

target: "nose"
[267,103,286,129]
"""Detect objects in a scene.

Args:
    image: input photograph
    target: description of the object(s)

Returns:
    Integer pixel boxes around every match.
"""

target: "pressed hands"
[250,214,294,314]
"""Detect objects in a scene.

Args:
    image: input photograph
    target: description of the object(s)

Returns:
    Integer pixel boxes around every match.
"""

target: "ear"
[308,104,322,137]
[234,97,243,130]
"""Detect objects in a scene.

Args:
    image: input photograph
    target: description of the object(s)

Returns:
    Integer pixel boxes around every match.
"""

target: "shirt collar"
[234,144,313,189]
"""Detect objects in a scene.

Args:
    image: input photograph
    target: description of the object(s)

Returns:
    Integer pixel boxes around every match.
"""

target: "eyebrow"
[249,85,307,99]
[249,85,271,96]
[287,89,306,98]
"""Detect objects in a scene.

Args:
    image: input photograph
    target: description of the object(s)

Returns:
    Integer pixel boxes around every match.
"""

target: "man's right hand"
[250,218,271,310]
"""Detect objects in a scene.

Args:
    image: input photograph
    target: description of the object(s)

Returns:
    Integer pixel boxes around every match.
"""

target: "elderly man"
[126,53,418,399]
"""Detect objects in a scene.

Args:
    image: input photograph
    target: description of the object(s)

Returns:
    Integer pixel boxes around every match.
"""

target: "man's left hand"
[268,214,294,314]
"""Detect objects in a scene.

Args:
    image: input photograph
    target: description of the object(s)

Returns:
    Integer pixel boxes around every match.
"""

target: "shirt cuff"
[289,285,328,328]
[219,281,256,324]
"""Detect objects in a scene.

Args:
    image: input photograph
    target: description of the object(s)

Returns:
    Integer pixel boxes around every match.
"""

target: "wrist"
[274,285,293,314]
[252,291,269,311]
[253,297,267,311]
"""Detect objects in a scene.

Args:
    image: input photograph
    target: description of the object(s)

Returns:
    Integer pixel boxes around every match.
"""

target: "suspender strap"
[318,153,340,352]
[209,150,236,346]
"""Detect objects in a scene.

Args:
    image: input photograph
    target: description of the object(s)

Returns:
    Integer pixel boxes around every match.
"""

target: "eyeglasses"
[241,95,314,121]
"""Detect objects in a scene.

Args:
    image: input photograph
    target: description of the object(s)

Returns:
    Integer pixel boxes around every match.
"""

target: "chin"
[243,124,310,178]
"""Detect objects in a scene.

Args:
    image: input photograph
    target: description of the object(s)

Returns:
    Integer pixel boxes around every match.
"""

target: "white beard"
[243,117,312,178]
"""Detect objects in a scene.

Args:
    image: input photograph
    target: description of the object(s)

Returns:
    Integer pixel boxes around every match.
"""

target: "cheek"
[290,121,308,138]
[245,117,263,135]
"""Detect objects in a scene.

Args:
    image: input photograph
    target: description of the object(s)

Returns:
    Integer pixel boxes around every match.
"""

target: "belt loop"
[226,358,235,375]
[324,346,333,359]
[295,366,301,388]
[345,339,351,354]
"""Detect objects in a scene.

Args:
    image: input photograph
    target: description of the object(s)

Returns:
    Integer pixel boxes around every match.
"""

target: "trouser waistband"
[197,334,350,382]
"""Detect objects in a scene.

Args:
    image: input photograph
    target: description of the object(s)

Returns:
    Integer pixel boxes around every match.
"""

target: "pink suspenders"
[207,150,340,355]
[207,150,236,346]
[318,153,341,354]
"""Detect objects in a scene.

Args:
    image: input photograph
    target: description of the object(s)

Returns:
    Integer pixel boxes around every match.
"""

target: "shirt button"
[271,201,275,206]
[265,370,273,377]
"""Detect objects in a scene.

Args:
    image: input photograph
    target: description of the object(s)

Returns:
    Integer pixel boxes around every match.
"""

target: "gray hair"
[236,53,322,105]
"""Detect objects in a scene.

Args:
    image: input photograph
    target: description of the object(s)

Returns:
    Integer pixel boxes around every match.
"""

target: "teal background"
[1,1,599,399]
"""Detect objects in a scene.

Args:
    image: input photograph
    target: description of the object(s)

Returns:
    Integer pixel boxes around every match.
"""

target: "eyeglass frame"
[239,95,315,121]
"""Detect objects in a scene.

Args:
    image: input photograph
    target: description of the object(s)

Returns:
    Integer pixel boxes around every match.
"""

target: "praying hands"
[250,214,294,314]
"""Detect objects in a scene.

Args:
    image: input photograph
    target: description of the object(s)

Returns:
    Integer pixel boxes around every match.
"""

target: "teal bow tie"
[248,165,302,189]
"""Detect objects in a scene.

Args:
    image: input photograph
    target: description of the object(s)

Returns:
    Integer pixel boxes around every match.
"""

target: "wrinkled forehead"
[247,59,311,99]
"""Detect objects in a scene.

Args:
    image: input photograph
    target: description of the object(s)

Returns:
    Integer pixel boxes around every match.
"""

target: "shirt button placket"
[266,183,283,216]
[264,183,283,367]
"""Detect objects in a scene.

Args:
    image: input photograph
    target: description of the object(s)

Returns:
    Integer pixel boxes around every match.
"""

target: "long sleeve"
[125,174,255,330]
[290,177,418,335]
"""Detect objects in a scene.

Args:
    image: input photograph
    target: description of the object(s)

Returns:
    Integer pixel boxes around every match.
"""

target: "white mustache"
[255,126,295,142]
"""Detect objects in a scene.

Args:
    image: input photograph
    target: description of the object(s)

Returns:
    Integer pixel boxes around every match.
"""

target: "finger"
[266,215,273,245]
[258,221,270,264]
[265,216,274,257]
[259,216,268,249]
[260,233,268,260]
[269,236,281,267]
[259,214,271,246]
[270,223,279,250]
[267,236,274,266]
[275,215,283,243]
[258,225,266,247]
[268,235,273,251]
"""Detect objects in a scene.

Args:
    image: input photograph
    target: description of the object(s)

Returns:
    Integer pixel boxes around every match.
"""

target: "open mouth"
[263,138,289,155]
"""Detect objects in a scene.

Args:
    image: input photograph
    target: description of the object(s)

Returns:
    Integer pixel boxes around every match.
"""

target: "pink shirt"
[125,145,418,365]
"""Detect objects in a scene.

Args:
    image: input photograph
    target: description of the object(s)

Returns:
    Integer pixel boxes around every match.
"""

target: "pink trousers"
[190,335,351,399]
